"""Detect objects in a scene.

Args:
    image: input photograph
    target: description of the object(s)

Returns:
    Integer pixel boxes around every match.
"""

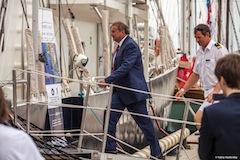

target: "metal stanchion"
[176,99,190,160]
[12,70,17,125]
[26,71,31,133]
[78,84,91,148]
[101,85,113,153]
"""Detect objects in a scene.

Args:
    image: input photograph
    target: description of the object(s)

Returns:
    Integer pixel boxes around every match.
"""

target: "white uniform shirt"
[193,40,228,98]
[0,124,45,160]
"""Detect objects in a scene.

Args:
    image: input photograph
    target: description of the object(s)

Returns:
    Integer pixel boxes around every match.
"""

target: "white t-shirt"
[0,124,45,160]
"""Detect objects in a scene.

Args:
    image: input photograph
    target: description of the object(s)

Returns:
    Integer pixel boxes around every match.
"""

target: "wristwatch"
[180,88,185,93]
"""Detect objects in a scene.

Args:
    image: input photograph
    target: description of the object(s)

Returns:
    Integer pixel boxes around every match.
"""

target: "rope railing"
[12,68,200,126]
[12,68,200,159]
[13,68,205,104]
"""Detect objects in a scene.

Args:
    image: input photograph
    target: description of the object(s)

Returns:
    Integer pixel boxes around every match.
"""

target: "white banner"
[38,8,55,43]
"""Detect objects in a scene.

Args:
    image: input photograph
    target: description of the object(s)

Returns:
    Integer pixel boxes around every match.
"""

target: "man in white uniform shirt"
[175,24,228,129]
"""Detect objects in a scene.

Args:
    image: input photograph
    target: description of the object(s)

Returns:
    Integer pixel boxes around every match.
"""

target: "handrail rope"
[19,100,199,127]
[13,68,200,122]
[14,68,205,105]
[30,133,103,137]
[14,87,199,158]
[15,100,198,146]
[20,102,198,156]
[11,69,205,114]
[0,70,26,86]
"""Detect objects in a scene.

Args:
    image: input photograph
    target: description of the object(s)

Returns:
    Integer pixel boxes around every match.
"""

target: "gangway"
[8,69,199,160]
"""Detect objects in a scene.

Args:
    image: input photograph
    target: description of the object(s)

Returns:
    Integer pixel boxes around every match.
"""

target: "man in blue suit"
[199,53,240,160]
[99,21,162,159]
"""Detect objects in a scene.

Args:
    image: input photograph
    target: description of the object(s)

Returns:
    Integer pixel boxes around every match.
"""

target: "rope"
[18,99,198,127]
[14,68,205,104]
[229,10,240,50]
[12,69,202,159]
[65,0,75,21]
[19,0,29,28]
[13,68,202,126]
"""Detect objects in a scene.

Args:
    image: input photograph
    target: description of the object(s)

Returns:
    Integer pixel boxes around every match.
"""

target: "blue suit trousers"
[104,93,162,156]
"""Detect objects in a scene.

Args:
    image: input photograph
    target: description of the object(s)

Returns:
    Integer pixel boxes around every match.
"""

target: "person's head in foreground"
[215,53,240,96]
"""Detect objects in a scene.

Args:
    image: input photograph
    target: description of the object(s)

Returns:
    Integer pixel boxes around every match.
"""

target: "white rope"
[19,97,198,126]
[30,129,81,133]
[14,68,204,106]
[13,69,202,159]
[30,133,103,137]
[14,69,203,127]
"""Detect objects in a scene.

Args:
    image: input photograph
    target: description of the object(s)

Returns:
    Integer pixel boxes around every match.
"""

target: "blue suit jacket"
[199,93,240,160]
[105,36,150,106]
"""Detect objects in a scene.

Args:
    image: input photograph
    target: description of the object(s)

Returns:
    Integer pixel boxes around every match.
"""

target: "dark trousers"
[104,93,162,156]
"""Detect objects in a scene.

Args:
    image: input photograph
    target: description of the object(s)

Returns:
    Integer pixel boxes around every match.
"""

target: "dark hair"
[111,21,130,34]
[215,54,240,89]
[194,24,211,37]
[0,87,10,123]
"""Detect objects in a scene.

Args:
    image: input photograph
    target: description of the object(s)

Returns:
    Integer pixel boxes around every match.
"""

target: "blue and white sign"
[46,84,61,109]
[46,84,64,132]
